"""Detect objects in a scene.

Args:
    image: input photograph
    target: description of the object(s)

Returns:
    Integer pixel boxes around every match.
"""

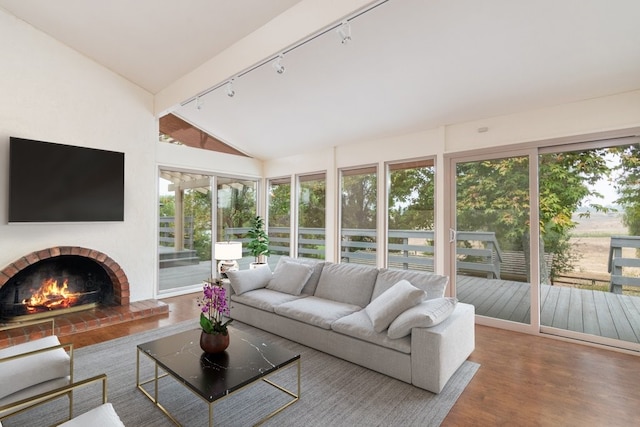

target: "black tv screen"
[9,137,125,222]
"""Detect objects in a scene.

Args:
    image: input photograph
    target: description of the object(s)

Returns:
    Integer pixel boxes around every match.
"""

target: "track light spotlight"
[195,96,203,110]
[226,80,235,98]
[337,21,351,44]
[272,55,285,74]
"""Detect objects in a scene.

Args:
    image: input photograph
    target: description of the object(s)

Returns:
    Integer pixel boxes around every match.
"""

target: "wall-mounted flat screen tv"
[9,137,125,222]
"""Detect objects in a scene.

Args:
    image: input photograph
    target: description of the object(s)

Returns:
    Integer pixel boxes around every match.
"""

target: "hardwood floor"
[67,293,640,426]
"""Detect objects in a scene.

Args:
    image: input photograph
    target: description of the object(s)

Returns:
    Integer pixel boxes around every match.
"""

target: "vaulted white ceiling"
[2,0,640,160]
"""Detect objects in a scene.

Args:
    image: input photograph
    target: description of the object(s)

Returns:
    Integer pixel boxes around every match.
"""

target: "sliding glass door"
[453,154,532,325]
[539,140,640,346]
[450,137,640,350]
[158,171,258,293]
[158,170,213,292]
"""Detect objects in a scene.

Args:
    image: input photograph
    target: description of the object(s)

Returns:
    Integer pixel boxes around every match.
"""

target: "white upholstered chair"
[0,320,73,423]
[0,321,123,426]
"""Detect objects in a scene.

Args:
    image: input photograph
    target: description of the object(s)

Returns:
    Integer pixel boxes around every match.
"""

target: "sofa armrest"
[410,302,475,393]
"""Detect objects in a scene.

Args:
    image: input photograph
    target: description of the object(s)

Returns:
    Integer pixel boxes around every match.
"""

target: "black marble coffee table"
[136,327,300,426]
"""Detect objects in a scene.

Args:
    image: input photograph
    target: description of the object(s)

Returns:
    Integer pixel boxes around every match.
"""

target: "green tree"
[298,178,326,259]
[269,182,291,227]
[159,195,175,217]
[341,172,377,229]
[299,179,326,228]
[388,166,435,230]
[183,189,212,261]
[217,183,256,240]
[612,144,640,235]
[456,150,610,279]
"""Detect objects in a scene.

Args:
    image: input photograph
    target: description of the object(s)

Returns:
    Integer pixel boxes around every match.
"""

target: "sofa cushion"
[266,259,314,295]
[365,279,426,332]
[314,263,378,307]
[0,335,70,400]
[230,288,307,312]
[226,265,272,295]
[331,310,411,353]
[274,296,361,329]
[276,256,326,295]
[372,269,448,300]
[387,297,458,339]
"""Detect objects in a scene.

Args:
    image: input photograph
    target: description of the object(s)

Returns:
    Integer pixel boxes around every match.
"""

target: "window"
[298,173,326,259]
[387,159,435,271]
[340,166,377,265]
[216,176,258,269]
[268,177,291,258]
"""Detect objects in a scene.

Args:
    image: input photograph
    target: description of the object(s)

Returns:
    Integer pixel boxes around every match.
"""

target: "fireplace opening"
[0,255,114,321]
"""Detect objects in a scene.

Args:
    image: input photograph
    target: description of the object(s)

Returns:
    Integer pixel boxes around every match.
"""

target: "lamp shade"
[214,241,242,260]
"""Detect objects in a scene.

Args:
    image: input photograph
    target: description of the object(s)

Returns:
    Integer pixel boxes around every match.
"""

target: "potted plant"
[197,281,232,353]
[246,215,270,267]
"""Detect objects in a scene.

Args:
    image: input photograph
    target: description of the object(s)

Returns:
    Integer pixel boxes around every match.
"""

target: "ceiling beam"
[159,114,247,156]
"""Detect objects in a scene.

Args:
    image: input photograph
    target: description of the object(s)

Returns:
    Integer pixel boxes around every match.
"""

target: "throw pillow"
[276,256,326,295]
[387,297,458,339]
[372,269,449,300]
[364,279,426,333]
[226,265,272,295]
[266,260,314,295]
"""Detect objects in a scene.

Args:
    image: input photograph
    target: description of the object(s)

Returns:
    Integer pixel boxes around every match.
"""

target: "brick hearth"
[0,299,169,349]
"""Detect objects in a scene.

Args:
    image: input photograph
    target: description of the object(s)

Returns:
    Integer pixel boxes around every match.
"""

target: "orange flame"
[23,278,80,312]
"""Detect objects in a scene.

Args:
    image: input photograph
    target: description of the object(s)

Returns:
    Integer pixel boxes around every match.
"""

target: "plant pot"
[249,262,268,270]
[199,330,229,354]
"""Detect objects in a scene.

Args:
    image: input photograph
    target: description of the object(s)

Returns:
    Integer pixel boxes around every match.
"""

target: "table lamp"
[214,241,243,278]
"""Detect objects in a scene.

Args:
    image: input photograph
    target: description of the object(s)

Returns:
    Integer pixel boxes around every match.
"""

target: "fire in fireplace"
[0,255,114,320]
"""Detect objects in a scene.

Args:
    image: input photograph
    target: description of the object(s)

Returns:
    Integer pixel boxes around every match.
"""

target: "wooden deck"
[457,275,640,343]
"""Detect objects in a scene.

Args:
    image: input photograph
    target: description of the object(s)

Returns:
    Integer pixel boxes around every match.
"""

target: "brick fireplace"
[0,246,168,347]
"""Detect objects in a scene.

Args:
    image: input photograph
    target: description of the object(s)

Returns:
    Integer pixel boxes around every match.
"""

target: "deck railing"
[224,227,504,275]
[159,216,194,249]
[608,236,640,293]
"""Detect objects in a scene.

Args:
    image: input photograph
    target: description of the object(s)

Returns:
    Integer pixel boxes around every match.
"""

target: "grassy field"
[567,211,640,295]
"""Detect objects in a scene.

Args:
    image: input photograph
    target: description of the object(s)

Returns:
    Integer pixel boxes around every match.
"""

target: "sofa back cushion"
[314,263,378,307]
[275,256,326,295]
[372,269,448,300]
[266,259,314,295]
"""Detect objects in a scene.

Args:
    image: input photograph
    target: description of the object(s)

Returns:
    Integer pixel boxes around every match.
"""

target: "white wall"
[444,89,640,153]
[0,10,157,302]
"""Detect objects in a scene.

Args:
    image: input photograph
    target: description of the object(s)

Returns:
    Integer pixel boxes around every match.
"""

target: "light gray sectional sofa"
[225,257,475,394]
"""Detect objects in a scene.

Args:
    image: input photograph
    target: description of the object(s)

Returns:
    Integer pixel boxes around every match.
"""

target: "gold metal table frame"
[136,347,300,427]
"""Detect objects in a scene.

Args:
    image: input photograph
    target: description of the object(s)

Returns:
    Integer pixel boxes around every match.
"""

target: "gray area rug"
[5,320,479,426]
